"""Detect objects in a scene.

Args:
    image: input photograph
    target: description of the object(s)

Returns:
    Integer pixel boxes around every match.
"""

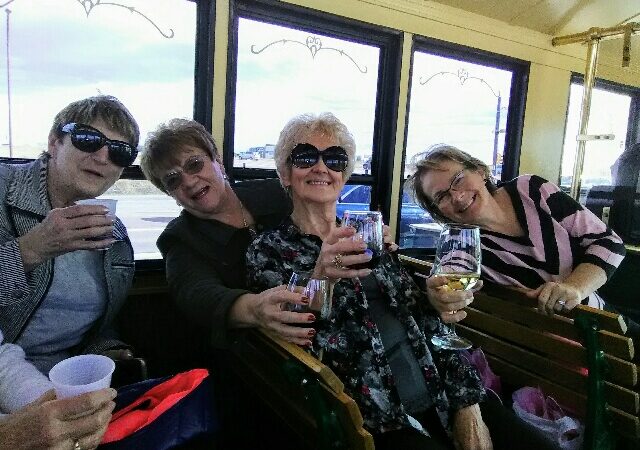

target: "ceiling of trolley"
[428,0,639,65]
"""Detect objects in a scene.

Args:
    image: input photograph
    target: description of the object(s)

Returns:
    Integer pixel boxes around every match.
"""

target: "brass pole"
[552,23,640,46]
[569,38,599,201]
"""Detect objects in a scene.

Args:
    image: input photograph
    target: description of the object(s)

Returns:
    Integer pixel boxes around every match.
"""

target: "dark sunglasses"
[161,155,207,192]
[289,143,349,172]
[60,123,138,168]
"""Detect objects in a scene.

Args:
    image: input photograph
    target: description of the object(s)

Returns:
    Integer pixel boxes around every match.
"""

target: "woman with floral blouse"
[245,112,494,450]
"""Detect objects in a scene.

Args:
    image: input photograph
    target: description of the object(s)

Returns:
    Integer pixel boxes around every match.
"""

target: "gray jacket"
[0,330,52,415]
[0,155,134,354]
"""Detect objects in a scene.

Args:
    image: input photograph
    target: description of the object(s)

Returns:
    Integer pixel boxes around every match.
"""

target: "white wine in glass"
[430,224,481,350]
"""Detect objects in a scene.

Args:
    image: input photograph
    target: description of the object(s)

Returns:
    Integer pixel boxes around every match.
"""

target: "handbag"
[512,386,583,450]
[99,368,217,450]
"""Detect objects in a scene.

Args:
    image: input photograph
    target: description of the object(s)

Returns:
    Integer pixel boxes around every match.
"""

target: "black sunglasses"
[161,155,207,192]
[289,143,349,172]
[60,123,138,168]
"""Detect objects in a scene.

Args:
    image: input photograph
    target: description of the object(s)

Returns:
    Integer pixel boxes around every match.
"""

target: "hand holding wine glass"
[286,271,331,326]
[430,224,481,350]
[340,211,384,270]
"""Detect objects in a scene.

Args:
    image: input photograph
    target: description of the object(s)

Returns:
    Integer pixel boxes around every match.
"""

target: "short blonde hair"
[406,143,496,222]
[274,112,356,184]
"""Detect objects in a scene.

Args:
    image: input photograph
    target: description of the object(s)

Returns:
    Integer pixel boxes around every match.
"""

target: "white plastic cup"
[76,198,117,218]
[48,354,115,399]
[76,198,118,243]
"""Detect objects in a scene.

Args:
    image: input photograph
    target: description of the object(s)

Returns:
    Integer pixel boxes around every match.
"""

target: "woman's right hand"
[426,276,482,323]
[313,226,373,280]
[18,204,115,271]
[0,388,116,450]
[244,286,318,346]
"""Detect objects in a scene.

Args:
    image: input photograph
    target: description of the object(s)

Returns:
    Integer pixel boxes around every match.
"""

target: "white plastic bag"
[512,387,583,450]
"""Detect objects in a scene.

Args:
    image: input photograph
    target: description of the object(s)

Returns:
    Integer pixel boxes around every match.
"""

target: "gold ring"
[74,440,82,450]
[332,253,345,269]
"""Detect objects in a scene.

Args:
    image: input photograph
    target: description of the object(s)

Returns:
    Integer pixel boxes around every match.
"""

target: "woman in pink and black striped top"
[408,144,626,314]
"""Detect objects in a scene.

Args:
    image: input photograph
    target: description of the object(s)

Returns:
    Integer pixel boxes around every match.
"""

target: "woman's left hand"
[382,225,399,252]
[526,281,582,315]
[452,404,493,450]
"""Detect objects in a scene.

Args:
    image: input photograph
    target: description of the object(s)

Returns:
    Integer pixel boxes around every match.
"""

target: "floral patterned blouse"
[246,217,485,435]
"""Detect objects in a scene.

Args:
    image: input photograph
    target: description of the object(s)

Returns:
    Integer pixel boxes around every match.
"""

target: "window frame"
[567,73,640,152]
[226,0,403,224]
[396,35,529,244]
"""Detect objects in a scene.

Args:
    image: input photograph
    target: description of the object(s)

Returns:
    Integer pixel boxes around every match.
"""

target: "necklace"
[238,200,257,238]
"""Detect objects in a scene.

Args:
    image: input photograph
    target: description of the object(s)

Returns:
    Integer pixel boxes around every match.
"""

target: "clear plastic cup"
[48,354,115,399]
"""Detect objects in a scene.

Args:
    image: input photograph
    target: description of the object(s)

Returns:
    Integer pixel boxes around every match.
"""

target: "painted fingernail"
[307,314,316,322]
[307,329,316,337]
[304,340,313,347]
[300,296,310,304]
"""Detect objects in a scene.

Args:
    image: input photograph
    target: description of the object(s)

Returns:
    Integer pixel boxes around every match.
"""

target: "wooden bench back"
[228,329,374,450]
[457,285,639,440]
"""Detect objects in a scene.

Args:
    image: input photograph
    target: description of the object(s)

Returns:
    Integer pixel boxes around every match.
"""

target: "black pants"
[374,397,561,450]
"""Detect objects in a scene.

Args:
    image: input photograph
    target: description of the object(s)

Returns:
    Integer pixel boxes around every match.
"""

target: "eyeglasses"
[289,143,349,172]
[432,169,467,208]
[161,155,207,191]
[60,123,137,168]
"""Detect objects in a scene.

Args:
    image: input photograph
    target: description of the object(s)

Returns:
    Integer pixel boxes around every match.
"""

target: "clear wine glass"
[430,224,481,350]
[340,211,384,269]
[286,271,331,324]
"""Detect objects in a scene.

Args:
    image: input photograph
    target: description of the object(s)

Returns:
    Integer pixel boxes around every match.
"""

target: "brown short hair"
[49,95,139,148]
[406,143,496,223]
[140,118,218,193]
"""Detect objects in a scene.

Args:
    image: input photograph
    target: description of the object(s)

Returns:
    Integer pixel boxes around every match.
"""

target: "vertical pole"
[492,94,501,175]
[570,38,600,201]
[5,8,12,157]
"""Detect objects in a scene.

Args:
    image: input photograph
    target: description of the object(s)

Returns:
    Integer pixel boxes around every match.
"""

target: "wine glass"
[340,211,384,269]
[430,224,481,350]
[286,271,331,325]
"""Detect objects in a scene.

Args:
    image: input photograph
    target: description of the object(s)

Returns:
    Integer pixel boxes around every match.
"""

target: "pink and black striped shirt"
[481,175,626,308]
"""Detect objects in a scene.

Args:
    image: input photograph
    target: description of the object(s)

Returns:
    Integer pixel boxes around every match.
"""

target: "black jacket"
[156,179,290,348]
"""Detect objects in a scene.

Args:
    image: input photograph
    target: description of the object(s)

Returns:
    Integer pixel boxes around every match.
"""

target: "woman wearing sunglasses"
[246,113,520,450]
[408,144,627,318]
[0,95,139,378]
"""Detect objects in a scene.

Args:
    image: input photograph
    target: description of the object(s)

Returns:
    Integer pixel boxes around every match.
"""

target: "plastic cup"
[76,198,118,244]
[48,354,115,399]
[76,198,117,218]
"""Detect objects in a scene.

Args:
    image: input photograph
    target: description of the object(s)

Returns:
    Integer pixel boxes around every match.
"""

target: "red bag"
[99,369,217,450]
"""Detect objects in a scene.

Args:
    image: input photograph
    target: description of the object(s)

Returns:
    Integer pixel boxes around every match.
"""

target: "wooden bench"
[228,328,374,450]
[399,254,640,449]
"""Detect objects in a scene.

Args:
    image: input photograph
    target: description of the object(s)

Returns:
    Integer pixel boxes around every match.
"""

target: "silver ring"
[74,440,82,450]
[557,299,566,307]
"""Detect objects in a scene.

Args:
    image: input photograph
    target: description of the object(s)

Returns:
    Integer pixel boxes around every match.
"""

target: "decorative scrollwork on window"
[0,1,15,8]
[420,68,500,98]
[251,35,368,74]
[76,0,174,38]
